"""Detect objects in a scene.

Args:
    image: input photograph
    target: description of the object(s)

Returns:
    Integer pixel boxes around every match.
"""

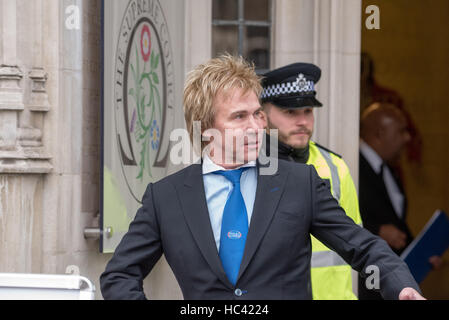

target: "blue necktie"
[214,168,248,286]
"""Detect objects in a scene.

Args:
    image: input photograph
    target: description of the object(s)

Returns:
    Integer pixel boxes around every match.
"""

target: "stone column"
[273,0,361,183]
[40,0,84,275]
[184,0,212,74]
[0,0,52,174]
[0,0,52,275]
[183,0,212,162]
[272,0,362,297]
[0,0,24,157]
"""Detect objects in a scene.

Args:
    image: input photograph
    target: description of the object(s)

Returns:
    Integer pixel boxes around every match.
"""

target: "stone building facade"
[0,0,362,299]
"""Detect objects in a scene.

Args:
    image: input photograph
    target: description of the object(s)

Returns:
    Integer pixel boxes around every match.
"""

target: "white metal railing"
[0,273,95,300]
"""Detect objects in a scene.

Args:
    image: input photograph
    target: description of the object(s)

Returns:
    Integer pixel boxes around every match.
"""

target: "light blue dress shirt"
[202,155,258,251]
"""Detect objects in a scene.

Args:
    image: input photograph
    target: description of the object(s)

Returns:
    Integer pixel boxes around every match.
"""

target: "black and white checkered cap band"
[261,80,315,100]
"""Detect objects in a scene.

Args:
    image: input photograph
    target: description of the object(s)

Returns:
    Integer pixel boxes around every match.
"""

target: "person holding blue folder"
[358,102,443,299]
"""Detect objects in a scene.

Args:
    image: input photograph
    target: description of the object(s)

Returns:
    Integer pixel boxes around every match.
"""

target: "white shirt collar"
[360,140,384,174]
[202,153,257,175]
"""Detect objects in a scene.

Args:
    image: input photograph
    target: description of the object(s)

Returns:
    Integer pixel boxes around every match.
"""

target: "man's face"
[264,103,314,149]
[206,87,266,166]
[380,115,411,163]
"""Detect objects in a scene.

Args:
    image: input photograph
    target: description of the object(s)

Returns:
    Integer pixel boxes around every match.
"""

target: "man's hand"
[399,287,426,300]
[379,224,407,250]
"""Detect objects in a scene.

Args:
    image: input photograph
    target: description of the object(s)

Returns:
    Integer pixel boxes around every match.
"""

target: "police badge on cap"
[261,63,323,108]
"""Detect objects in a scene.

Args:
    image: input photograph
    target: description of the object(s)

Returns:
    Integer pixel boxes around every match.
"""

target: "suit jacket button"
[234,288,243,297]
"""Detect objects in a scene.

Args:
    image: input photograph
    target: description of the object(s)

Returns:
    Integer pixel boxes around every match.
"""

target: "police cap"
[261,63,323,108]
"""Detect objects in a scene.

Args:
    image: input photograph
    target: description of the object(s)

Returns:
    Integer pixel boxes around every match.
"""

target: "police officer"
[261,63,362,300]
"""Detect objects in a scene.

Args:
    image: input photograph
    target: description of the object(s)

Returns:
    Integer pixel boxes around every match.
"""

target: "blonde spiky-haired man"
[101,55,424,301]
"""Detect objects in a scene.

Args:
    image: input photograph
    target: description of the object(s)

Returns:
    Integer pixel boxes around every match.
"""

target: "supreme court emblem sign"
[102,0,176,252]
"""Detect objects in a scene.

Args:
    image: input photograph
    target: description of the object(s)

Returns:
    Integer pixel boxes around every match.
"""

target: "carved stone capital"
[0,65,24,111]
[28,68,50,112]
[0,147,52,174]
[0,65,52,174]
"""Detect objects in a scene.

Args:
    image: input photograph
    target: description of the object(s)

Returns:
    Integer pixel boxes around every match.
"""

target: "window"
[212,0,272,73]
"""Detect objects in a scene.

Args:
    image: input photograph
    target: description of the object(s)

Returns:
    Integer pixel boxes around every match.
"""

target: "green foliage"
[127,41,161,181]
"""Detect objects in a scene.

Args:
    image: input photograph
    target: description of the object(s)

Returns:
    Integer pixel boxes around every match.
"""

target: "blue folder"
[400,210,449,283]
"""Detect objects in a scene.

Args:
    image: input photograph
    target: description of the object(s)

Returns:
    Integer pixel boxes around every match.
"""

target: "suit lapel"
[360,153,406,221]
[237,159,288,282]
[175,164,233,289]
[360,153,389,197]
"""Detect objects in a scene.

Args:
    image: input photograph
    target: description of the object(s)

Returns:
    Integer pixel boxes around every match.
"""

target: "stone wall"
[0,0,51,276]
[0,0,183,300]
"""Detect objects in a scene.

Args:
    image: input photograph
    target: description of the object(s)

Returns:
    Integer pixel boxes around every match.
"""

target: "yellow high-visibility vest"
[307,141,362,300]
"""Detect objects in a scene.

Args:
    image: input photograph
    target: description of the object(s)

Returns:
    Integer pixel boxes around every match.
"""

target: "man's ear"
[201,130,214,141]
[374,126,384,141]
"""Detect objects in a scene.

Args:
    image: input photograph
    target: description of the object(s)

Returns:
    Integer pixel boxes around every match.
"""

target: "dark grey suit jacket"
[100,159,420,300]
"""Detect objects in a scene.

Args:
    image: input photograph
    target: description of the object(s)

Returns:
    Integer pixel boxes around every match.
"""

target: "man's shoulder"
[152,163,200,187]
[276,157,312,176]
[310,141,356,179]
[310,141,342,159]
